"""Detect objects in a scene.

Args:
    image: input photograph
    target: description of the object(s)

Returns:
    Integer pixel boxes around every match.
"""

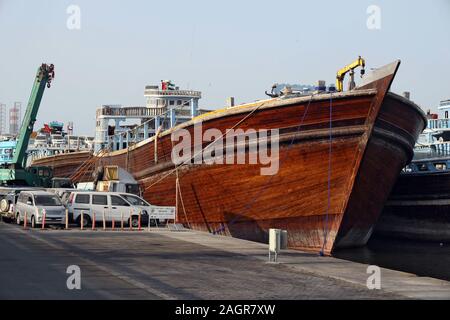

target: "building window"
[177,100,182,106]
[446,111,448,119]
[157,99,166,107]
[147,98,156,106]
[169,100,175,106]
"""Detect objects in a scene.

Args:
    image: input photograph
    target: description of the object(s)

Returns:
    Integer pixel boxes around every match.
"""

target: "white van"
[67,191,149,228]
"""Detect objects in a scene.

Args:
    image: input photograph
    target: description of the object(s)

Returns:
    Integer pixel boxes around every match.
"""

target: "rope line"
[211,94,317,234]
[320,93,333,256]
[143,101,267,192]
[176,168,191,229]
[70,149,109,183]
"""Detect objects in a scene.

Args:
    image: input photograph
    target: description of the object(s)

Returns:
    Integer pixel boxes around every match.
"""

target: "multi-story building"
[9,102,21,136]
[95,81,208,152]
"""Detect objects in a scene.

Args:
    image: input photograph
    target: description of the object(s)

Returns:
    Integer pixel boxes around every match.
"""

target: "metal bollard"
[92,212,96,230]
[112,217,115,231]
[138,211,142,231]
[129,209,133,231]
[121,212,124,231]
[102,210,106,231]
[24,212,27,229]
[80,211,84,231]
[41,209,46,230]
[65,209,69,230]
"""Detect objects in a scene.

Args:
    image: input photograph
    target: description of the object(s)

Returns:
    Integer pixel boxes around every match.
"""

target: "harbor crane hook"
[336,56,365,92]
[265,83,280,98]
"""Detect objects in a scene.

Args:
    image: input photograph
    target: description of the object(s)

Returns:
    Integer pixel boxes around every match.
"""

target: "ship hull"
[377,171,450,242]
[31,61,426,255]
[31,151,92,178]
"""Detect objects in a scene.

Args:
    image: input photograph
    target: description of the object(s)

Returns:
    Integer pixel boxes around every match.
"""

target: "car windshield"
[120,194,149,206]
[34,195,62,206]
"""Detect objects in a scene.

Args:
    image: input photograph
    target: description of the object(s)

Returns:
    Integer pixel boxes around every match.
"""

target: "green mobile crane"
[0,63,55,187]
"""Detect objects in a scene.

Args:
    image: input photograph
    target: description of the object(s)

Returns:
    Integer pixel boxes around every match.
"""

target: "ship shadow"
[223,212,269,244]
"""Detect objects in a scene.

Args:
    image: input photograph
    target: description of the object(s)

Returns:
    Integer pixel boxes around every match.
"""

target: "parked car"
[46,188,79,203]
[50,178,75,189]
[0,187,46,222]
[119,193,170,225]
[15,191,66,228]
[66,191,149,228]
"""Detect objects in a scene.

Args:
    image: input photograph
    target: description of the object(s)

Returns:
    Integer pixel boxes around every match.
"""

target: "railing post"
[119,133,123,150]
[41,209,46,230]
[65,209,69,230]
[190,98,198,118]
[129,209,133,231]
[170,108,176,128]
[143,122,148,139]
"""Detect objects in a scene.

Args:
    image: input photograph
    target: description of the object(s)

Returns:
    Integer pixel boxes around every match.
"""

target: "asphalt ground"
[0,221,407,300]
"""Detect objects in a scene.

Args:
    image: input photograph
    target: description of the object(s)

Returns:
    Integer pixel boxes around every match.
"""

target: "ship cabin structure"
[26,121,94,164]
[414,99,450,159]
[94,81,208,153]
[0,140,16,165]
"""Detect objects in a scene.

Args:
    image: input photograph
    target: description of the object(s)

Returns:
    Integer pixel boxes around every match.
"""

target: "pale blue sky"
[0,0,449,135]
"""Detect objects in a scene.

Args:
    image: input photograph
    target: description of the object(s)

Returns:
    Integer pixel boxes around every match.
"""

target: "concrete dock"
[0,221,449,300]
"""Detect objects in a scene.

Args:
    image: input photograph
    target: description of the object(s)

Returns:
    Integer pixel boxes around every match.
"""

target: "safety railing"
[96,106,168,118]
[144,89,201,98]
[427,119,450,129]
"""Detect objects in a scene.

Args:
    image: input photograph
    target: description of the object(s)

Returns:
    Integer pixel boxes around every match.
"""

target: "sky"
[0,0,449,135]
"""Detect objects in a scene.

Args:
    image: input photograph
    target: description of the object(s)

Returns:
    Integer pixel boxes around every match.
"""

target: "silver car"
[15,191,66,228]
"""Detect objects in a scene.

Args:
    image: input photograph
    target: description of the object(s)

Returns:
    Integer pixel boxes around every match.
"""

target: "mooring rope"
[211,93,317,235]
[319,92,333,256]
[171,137,192,229]
[70,155,94,181]
[176,167,191,229]
[143,100,268,192]
[70,148,108,182]
[70,152,95,178]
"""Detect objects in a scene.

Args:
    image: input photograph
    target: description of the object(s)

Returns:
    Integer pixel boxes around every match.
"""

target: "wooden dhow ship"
[32,60,426,255]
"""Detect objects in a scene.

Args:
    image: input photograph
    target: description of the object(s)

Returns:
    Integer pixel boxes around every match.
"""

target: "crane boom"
[336,56,365,92]
[0,63,55,187]
[11,63,54,169]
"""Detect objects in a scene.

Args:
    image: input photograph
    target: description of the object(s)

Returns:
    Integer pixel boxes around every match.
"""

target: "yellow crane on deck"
[336,56,366,92]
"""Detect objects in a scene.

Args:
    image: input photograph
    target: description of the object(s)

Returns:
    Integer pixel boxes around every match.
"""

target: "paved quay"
[0,221,449,299]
